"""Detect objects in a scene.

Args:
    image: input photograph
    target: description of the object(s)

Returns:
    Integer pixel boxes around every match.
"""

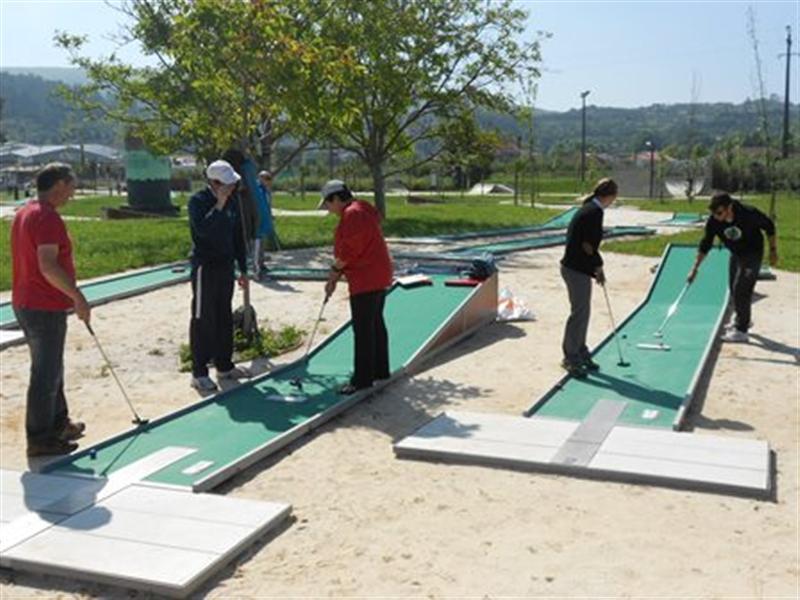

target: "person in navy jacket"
[187,159,251,393]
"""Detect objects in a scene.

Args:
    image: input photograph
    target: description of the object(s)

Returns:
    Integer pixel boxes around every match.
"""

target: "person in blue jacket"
[187,159,251,393]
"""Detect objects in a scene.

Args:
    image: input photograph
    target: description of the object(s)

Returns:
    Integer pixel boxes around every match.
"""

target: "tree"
[515,74,540,206]
[314,0,542,215]
[56,0,359,170]
[439,110,502,190]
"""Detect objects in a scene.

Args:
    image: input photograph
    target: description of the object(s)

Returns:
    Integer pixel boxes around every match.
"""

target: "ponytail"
[581,177,618,204]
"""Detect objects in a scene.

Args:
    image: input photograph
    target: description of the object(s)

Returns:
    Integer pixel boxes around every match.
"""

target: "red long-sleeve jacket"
[334,200,393,296]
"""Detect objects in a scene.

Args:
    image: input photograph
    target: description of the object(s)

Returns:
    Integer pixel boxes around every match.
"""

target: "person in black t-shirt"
[688,191,778,343]
[559,178,618,379]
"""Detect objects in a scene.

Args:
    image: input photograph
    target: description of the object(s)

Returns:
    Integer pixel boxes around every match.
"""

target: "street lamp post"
[580,90,590,183]
[645,140,655,198]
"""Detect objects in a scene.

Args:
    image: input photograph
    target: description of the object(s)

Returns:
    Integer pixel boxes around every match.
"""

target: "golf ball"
[89,449,97,460]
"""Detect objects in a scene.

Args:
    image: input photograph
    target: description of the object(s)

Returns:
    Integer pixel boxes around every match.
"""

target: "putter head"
[653,332,663,338]
[133,418,149,427]
[617,360,631,367]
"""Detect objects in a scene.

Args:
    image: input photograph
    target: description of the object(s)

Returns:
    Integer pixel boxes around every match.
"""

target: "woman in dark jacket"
[559,178,618,379]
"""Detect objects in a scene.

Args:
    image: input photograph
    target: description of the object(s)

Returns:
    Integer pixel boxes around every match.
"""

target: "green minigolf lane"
[0,264,190,328]
[394,226,654,261]
[659,212,704,225]
[450,226,653,256]
[529,245,729,429]
[47,275,475,487]
[434,206,579,241]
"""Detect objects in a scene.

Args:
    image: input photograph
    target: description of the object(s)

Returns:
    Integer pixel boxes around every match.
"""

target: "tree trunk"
[369,160,387,217]
[258,118,273,171]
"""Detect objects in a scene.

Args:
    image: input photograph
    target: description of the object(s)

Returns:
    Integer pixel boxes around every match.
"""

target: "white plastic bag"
[497,287,535,322]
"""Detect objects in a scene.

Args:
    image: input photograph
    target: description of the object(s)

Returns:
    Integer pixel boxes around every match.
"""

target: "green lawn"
[0,196,555,290]
[3,190,794,292]
[606,192,800,273]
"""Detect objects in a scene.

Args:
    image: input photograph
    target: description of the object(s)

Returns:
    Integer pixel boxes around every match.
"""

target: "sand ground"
[0,207,797,597]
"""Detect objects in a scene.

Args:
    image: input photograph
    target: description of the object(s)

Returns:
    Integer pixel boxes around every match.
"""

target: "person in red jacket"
[320,180,393,394]
[11,163,90,456]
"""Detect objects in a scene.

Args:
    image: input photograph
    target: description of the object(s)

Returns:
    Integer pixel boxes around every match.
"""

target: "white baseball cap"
[206,160,241,185]
[317,179,350,209]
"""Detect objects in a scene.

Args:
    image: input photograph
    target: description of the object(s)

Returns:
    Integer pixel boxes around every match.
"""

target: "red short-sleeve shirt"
[11,200,76,311]
[334,200,393,296]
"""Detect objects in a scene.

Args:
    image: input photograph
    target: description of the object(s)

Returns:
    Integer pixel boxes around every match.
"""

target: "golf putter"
[85,322,149,426]
[288,294,330,392]
[637,282,691,351]
[601,284,630,367]
[654,282,690,337]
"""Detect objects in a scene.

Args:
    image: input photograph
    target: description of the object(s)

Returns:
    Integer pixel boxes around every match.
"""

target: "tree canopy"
[57,0,360,169]
[56,0,541,215]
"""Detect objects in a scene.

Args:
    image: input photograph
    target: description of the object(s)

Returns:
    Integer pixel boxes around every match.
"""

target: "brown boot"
[27,439,78,457]
[59,420,86,441]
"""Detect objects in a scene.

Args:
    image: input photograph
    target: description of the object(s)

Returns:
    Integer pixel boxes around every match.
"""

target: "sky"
[0,0,797,112]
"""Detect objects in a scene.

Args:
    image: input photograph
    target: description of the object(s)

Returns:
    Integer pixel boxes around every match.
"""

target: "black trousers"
[728,253,761,333]
[190,263,235,377]
[349,289,390,388]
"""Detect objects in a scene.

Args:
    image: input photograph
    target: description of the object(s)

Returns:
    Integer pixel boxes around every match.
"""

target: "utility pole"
[580,90,590,183]
[514,135,521,205]
[779,26,798,158]
[645,140,655,199]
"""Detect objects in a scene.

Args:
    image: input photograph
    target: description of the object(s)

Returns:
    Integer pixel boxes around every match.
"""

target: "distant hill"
[2,67,89,86]
[0,70,117,146]
[1,67,797,154]
[478,100,798,155]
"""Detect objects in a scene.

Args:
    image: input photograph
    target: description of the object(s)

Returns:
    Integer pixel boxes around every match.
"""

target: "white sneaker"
[721,329,749,343]
[191,375,219,392]
[726,319,753,330]
[217,366,253,380]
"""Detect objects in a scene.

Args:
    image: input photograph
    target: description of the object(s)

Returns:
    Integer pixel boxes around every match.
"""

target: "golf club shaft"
[303,297,328,359]
[602,284,628,365]
[85,323,145,423]
[654,282,690,335]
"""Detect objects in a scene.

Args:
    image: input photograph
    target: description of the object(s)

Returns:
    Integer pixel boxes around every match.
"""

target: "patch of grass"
[606,192,799,273]
[178,322,305,372]
[606,230,799,273]
[55,193,192,218]
[0,197,562,290]
[0,218,191,290]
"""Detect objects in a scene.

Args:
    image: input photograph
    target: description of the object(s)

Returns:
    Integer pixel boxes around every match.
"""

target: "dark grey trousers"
[561,264,592,365]
[13,308,70,444]
[729,253,761,333]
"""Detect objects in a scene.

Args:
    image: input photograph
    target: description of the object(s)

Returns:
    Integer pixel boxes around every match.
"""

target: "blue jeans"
[13,308,70,443]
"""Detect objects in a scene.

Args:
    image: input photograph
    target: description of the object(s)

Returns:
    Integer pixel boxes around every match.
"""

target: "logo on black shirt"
[723,225,742,241]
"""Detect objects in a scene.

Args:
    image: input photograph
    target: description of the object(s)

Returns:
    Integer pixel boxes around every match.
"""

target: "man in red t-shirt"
[320,180,393,394]
[11,163,90,456]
